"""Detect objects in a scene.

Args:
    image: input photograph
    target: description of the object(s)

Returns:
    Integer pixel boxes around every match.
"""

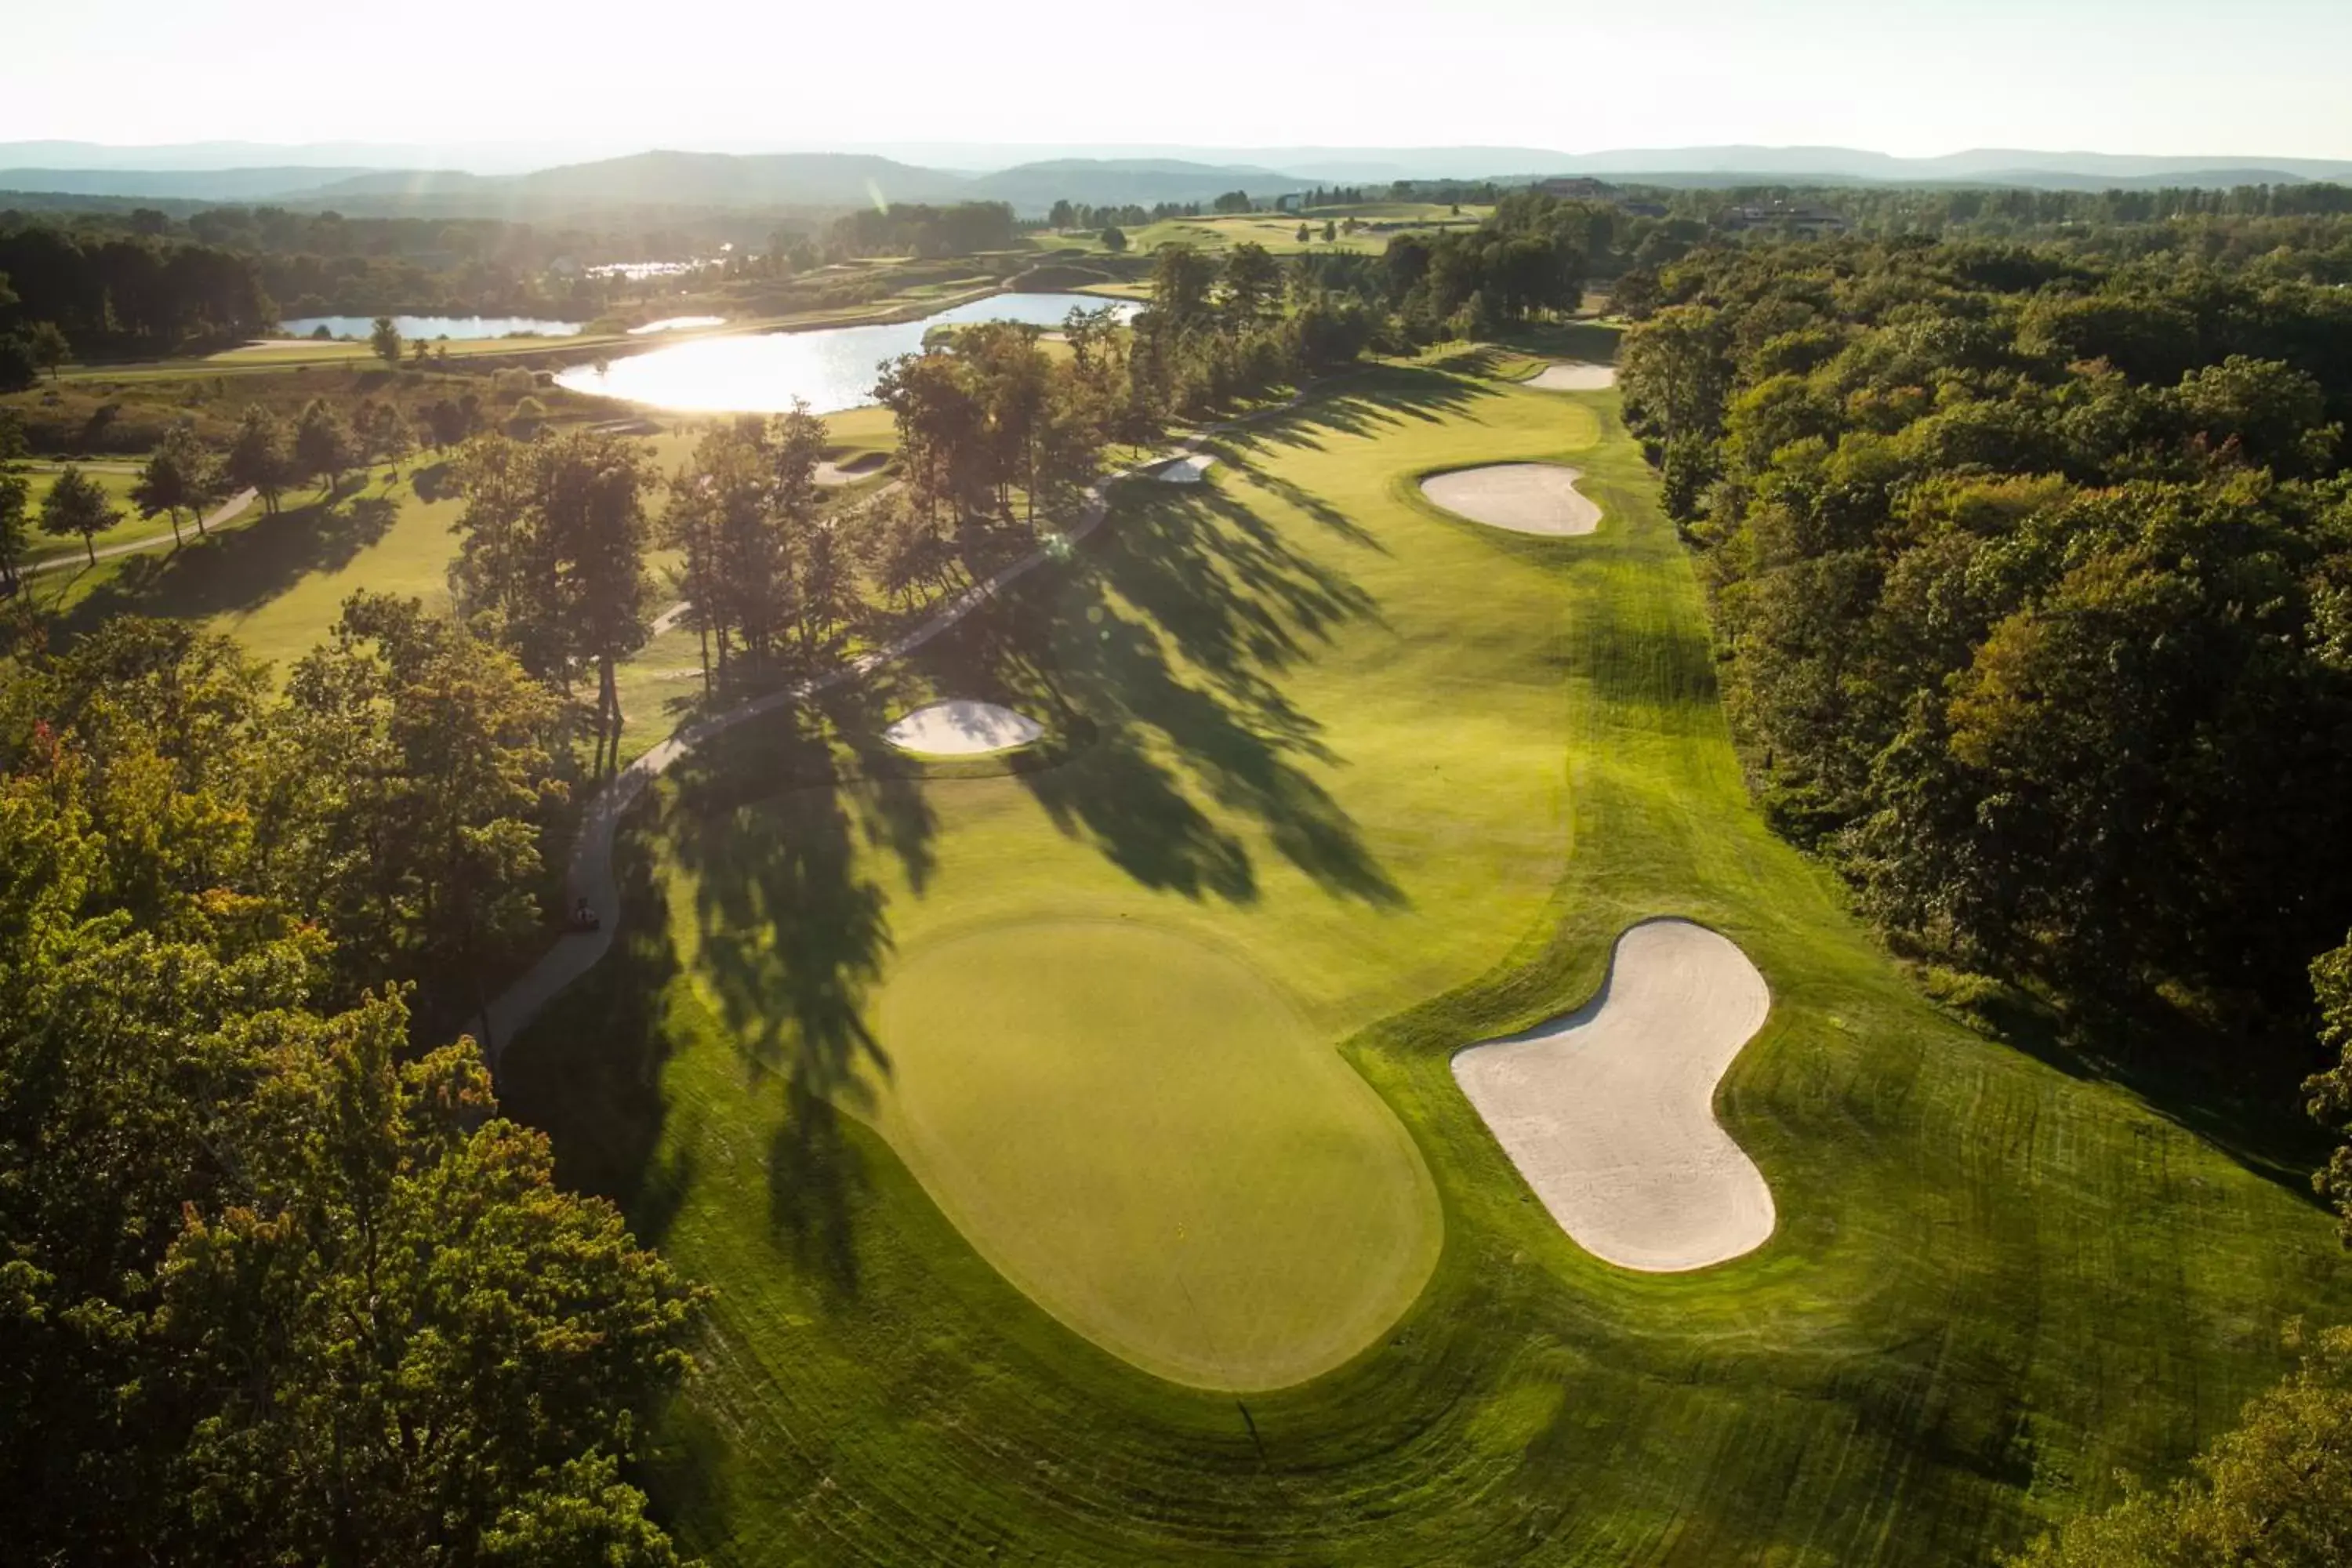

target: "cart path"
[24,488,260,575]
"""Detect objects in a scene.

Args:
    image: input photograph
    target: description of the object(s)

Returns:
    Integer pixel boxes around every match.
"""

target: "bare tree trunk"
[600,658,622,775]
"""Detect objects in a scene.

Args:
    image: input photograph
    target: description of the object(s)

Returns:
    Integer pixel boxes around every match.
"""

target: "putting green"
[873,920,1439,1388]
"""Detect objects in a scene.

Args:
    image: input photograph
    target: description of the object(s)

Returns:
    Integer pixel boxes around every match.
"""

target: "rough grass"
[500,360,2352,1565]
[27,405,896,695]
[31,464,461,672]
[21,466,158,561]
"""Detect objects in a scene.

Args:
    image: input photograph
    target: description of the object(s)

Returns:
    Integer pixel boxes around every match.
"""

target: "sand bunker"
[1452,920,1777,1271]
[814,452,888,486]
[1156,454,1217,483]
[1421,463,1602,536]
[884,699,1044,756]
[1528,361,1617,391]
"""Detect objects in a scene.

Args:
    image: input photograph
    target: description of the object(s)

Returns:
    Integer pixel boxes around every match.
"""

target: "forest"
[1617,228,2352,1062]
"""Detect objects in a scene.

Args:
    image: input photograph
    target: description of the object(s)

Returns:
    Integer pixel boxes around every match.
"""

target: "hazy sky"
[6,0,2350,158]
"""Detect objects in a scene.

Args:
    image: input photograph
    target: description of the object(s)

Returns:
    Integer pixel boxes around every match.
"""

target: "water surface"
[555,292,1135,413]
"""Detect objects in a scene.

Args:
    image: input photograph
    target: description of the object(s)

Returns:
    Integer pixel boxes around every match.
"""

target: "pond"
[279,315,584,340]
[554,292,1138,414]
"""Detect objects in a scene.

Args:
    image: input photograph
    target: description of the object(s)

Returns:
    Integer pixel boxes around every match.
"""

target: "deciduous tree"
[38,462,118,565]
[369,313,402,368]
[25,319,69,384]
[224,405,292,514]
[130,420,208,547]
[293,397,357,497]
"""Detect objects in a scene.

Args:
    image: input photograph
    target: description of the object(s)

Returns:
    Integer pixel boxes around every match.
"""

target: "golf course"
[496,351,2352,1564]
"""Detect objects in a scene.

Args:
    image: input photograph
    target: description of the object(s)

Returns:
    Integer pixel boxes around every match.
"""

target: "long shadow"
[60,490,397,635]
[1007,465,1407,909]
[1484,319,1624,365]
[666,706,903,1296]
[1226,365,1490,456]
[498,813,694,1247]
[1955,964,2340,1207]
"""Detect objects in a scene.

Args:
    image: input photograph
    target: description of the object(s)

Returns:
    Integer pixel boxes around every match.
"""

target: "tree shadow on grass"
[1014,475,1407,909]
[1955,971,2339,1207]
[498,811,695,1247]
[60,491,398,637]
[1225,364,1490,458]
[666,707,904,1298]
[1484,319,1624,365]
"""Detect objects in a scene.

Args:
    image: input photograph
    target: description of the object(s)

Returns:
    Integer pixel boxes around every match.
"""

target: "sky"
[5,0,2350,161]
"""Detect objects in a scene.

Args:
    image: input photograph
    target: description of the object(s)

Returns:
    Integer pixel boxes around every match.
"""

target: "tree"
[2303,932,2352,1242]
[1100,224,1128,254]
[0,332,35,394]
[2007,1323,2352,1567]
[276,593,566,1029]
[376,403,416,478]
[293,397,356,497]
[1149,242,1218,333]
[369,313,402,368]
[537,431,656,775]
[0,726,703,1563]
[38,463,118,565]
[25,320,69,385]
[224,405,292,514]
[1297,222,1312,244]
[1221,242,1283,328]
[1322,219,1338,244]
[130,420,208,547]
[0,412,31,597]
[449,430,656,768]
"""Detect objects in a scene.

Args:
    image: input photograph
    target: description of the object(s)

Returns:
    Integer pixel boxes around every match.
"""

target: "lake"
[554,292,1138,414]
[279,315,583,340]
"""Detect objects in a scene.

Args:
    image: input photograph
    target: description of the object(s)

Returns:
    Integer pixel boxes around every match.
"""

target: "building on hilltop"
[1720,201,1850,238]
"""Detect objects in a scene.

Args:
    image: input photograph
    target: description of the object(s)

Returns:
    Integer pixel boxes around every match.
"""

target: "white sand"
[884,699,1044,756]
[1528,361,1617,391]
[1421,463,1602,536]
[1156,454,1217,484]
[1452,920,1777,1272]
[814,453,888,487]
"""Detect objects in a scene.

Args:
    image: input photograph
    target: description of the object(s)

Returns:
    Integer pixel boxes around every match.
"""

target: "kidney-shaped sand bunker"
[1421,463,1602,536]
[1453,919,1777,1271]
[871,920,1442,1389]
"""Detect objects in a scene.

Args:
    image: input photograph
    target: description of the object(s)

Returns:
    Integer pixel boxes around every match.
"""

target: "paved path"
[24,488,260,575]
[480,397,1304,1063]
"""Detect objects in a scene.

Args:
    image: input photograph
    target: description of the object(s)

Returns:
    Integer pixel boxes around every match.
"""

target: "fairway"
[503,357,2352,1566]
[874,920,1439,1388]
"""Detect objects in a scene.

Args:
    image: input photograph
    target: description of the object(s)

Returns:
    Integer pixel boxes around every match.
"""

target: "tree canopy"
[0,615,702,1564]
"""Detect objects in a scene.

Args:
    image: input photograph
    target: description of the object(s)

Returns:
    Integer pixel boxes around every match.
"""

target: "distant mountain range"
[2,142,2347,216]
